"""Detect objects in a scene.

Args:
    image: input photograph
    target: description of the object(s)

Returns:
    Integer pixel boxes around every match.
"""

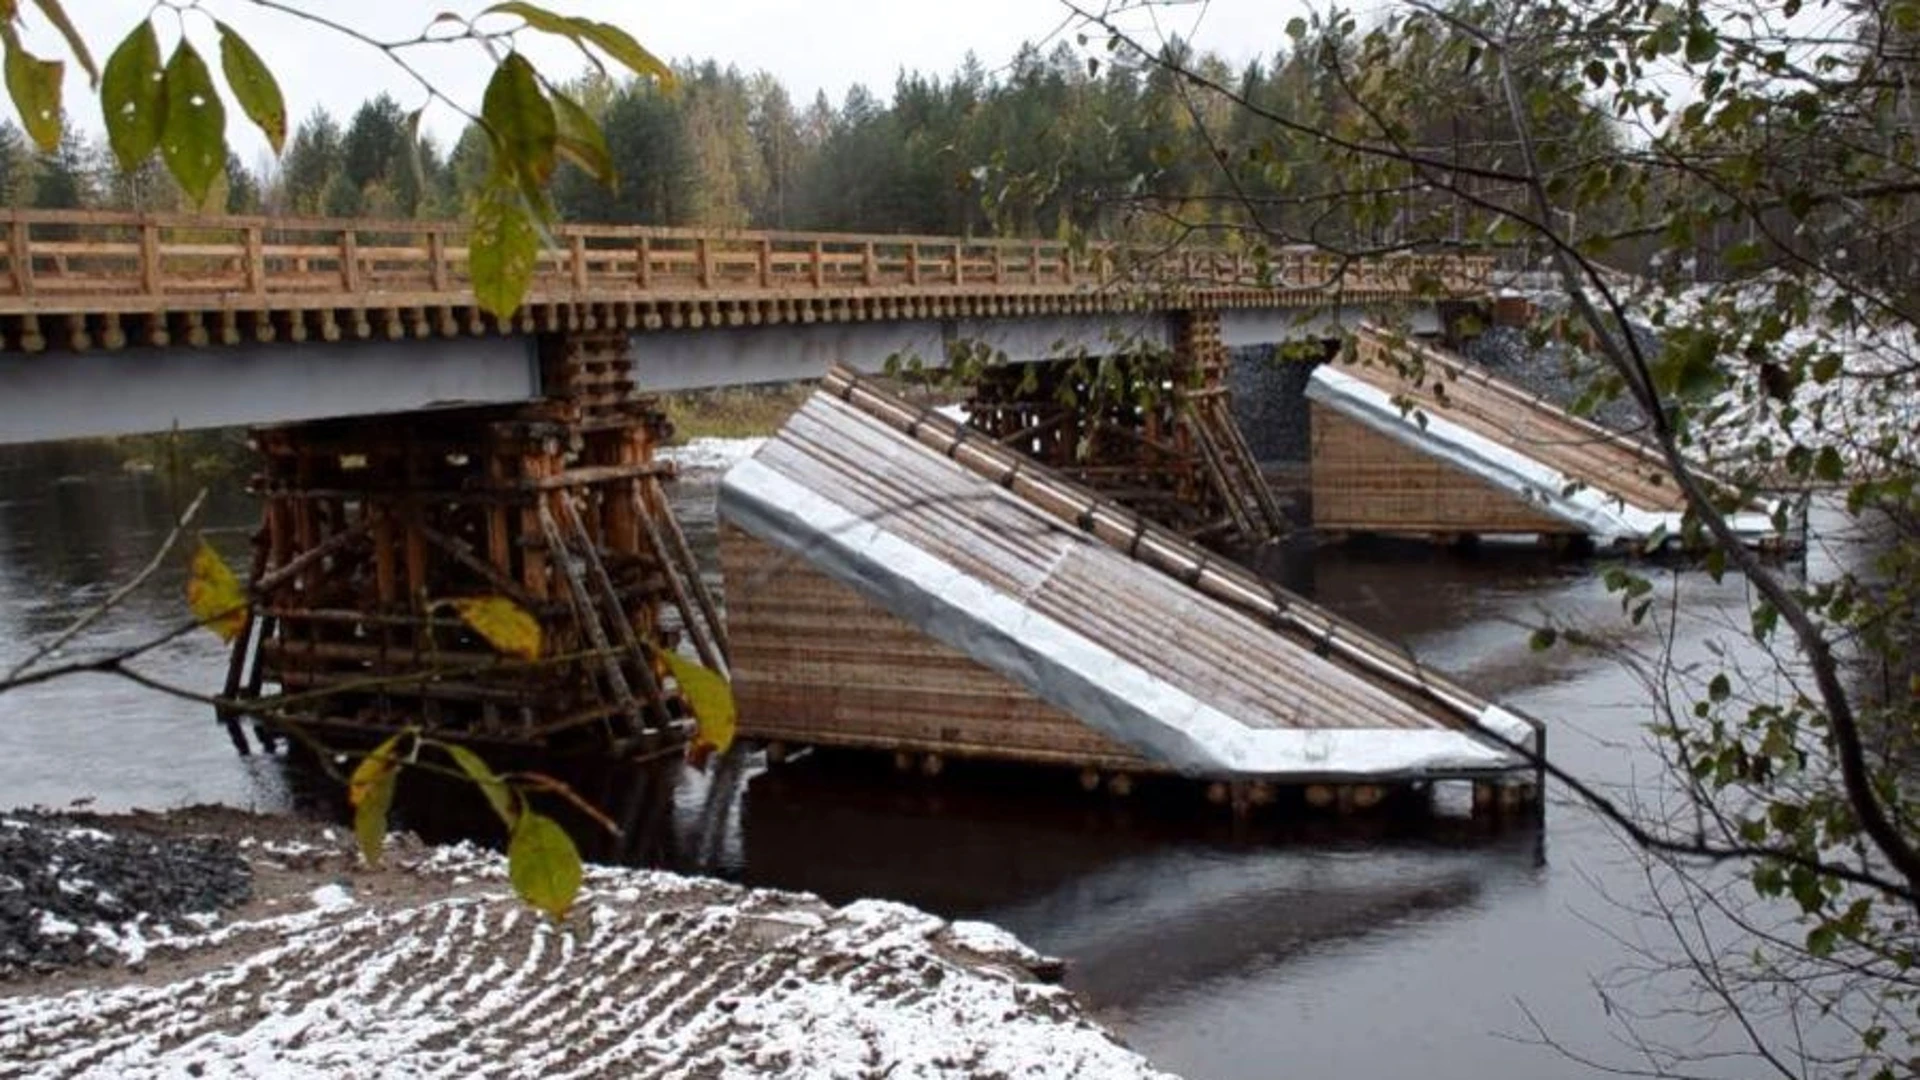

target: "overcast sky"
[41,1,1302,166]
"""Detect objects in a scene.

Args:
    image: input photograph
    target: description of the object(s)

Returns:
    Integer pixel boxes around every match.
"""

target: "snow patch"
[661,437,767,473]
[309,884,354,912]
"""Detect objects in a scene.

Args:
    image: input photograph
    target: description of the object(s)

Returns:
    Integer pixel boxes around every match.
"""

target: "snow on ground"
[0,816,1173,1080]
[661,437,767,473]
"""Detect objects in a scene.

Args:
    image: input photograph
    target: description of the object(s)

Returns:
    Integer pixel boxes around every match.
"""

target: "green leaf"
[551,89,613,187]
[442,742,516,828]
[481,52,557,190]
[216,22,285,154]
[564,18,675,87]
[101,21,165,170]
[160,41,227,207]
[1529,627,1558,651]
[402,105,426,189]
[468,174,540,320]
[1684,24,1719,64]
[481,0,581,38]
[28,0,96,84]
[481,4,673,87]
[348,732,407,867]
[1805,921,1838,957]
[654,646,736,756]
[508,811,582,920]
[3,31,63,152]
[1813,446,1844,483]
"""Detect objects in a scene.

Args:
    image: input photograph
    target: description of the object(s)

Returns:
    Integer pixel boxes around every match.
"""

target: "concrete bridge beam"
[0,336,539,446]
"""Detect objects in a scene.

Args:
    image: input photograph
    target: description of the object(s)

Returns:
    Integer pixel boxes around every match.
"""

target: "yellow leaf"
[654,647,735,756]
[186,538,248,642]
[449,596,542,661]
[348,732,405,867]
[508,810,582,920]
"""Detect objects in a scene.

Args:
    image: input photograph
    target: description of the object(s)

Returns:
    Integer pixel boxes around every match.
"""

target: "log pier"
[222,331,723,754]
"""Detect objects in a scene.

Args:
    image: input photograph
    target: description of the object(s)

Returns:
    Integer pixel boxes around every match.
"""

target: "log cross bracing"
[0,210,1495,353]
[717,366,1541,782]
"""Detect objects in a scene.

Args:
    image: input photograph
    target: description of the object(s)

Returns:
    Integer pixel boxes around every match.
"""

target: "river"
[0,436,1865,1079]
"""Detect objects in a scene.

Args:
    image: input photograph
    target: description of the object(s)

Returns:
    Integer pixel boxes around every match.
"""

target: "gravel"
[0,812,251,978]
[1230,344,1322,463]
[1457,317,1660,435]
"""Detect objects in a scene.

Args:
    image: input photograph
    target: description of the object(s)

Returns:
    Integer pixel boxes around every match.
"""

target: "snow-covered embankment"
[0,811,1173,1079]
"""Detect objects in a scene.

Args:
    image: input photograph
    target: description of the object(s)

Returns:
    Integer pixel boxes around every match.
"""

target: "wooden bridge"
[0,210,1549,809]
[0,209,1492,353]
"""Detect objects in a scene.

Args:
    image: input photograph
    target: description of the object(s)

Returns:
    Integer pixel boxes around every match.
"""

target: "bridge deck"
[0,210,1491,352]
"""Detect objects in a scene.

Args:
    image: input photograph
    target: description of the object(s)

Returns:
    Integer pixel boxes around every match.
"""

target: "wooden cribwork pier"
[966,310,1289,546]
[221,333,726,753]
[719,366,1543,814]
[1308,324,1780,549]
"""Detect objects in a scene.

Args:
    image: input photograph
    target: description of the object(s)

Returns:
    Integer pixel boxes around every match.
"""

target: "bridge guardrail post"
[636,236,651,289]
[428,229,448,292]
[696,237,713,289]
[139,219,160,297]
[758,238,773,288]
[570,233,588,292]
[10,217,32,297]
[862,242,876,286]
[810,241,824,287]
[245,225,265,296]
[339,229,361,293]
[951,242,963,286]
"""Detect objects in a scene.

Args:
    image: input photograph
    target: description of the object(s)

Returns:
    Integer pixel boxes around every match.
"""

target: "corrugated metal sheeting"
[1307,325,1777,546]
[718,367,1538,782]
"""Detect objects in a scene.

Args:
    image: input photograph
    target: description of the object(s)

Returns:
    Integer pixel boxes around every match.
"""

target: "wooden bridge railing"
[0,209,1494,313]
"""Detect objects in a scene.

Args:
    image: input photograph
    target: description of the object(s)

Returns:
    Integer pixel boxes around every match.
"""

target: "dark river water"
[0,438,1870,1079]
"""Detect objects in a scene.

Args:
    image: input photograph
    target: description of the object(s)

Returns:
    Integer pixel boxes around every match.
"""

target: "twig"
[5,486,208,682]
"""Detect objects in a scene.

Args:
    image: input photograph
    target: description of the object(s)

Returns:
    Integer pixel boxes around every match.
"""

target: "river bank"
[0,806,1170,1079]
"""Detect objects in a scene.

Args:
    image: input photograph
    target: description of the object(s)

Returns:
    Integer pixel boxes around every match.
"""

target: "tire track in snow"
[1,847,1174,1080]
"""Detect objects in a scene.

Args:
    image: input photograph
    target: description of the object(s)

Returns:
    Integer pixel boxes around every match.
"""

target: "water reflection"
[737,753,1539,1016]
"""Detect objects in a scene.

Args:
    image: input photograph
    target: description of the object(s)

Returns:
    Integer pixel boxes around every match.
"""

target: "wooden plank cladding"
[720,524,1154,771]
[1311,405,1578,535]
[1305,324,1781,547]
[717,365,1543,783]
[0,209,1494,352]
